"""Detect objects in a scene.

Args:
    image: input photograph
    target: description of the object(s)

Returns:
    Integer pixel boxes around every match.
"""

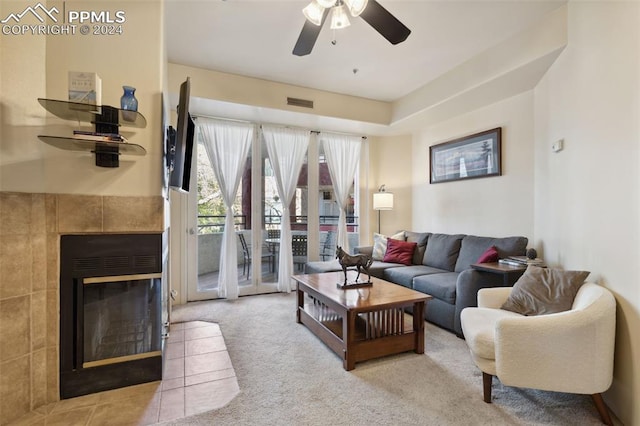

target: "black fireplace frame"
[59,233,163,399]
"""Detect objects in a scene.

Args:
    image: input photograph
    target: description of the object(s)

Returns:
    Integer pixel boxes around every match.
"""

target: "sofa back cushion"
[454,235,528,272]
[423,233,464,271]
[404,231,430,265]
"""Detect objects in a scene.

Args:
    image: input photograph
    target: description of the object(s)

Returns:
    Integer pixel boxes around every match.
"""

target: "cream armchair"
[461,283,616,425]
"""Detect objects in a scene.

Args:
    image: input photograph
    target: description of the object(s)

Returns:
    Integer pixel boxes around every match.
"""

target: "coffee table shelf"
[294,272,431,370]
[306,307,415,342]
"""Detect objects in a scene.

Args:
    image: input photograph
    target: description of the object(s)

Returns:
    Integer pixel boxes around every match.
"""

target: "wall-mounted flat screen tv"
[168,77,194,192]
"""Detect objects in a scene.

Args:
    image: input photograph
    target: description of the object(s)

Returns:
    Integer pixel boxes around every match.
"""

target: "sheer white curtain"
[198,118,253,300]
[321,133,362,253]
[262,125,310,292]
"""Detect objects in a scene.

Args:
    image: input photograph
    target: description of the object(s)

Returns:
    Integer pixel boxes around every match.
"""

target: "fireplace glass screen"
[83,274,161,368]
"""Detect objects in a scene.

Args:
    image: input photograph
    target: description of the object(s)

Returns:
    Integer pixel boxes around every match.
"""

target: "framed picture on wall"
[429,127,502,184]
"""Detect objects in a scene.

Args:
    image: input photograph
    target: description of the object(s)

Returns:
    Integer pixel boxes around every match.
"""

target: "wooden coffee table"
[293,271,432,371]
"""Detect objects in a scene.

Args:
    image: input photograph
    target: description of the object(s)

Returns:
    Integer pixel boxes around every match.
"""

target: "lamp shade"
[373,192,394,210]
[303,1,325,26]
[330,4,351,29]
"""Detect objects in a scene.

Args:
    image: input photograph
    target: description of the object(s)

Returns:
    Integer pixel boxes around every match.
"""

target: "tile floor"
[9,321,239,425]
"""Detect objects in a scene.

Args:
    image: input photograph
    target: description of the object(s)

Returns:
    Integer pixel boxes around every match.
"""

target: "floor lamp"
[373,185,394,234]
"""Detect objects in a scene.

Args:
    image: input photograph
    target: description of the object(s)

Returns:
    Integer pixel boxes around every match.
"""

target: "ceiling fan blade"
[360,0,411,45]
[293,10,328,56]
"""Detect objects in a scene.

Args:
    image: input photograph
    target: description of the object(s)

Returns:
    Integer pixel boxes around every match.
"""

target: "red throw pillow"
[476,245,499,263]
[383,238,417,266]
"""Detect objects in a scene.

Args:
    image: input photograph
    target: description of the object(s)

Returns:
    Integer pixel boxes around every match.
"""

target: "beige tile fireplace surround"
[0,192,164,424]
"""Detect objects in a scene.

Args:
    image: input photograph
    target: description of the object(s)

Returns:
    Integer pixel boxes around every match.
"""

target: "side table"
[471,262,527,286]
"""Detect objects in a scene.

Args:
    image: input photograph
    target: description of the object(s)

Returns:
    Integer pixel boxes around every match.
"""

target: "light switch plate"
[552,139,564,152]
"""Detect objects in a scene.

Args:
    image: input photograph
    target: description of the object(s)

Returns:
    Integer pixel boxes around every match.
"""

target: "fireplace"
[59,234,163,399]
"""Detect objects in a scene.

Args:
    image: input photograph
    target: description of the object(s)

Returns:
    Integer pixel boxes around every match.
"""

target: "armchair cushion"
[461,307,522,360]
[500,266,590,316]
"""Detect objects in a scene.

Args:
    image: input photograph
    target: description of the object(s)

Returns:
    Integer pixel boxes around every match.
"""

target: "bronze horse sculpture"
[335,246,373,286]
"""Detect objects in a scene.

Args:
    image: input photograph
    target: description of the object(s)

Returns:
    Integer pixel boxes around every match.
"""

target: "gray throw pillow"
[501,266,590,316]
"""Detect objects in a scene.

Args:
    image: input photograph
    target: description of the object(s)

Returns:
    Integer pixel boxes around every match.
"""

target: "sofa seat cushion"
[383,265,447,288]
[423,233,464,271]
[412,272,459,304]
[461,307,523,360]
[366,261,404,279]
[455,235,528,272]
[305,260,342,274]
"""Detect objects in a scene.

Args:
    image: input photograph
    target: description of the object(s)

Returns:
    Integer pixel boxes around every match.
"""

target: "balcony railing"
[198,214,359,234]
[198,215,247,234]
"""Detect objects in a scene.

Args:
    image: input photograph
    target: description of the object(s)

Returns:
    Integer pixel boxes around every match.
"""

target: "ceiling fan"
[293,0,411,56]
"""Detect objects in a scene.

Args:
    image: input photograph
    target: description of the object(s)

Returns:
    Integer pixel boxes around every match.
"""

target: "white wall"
[411,91,535,239]
[0,0,164,196]
[0,0,48,191]
[366,135,413,240]
[534,2,640,424]
[168,63,391,126]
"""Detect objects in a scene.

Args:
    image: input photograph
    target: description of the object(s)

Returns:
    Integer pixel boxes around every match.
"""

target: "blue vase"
[120,86,138,122]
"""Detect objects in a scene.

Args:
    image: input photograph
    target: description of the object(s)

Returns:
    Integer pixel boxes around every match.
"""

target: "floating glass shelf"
[38,98,147,128]
[38,98,147,167]
[37,135,146,156]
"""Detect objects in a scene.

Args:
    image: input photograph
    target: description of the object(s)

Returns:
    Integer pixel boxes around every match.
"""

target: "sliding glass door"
[187,127,293,300]
[184,125,361,302]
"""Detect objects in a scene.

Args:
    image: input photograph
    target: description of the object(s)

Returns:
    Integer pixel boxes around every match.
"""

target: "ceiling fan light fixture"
[316,0,336,8]
[303,1,325,26]
[344,0,368,17]
[330,4,351,29]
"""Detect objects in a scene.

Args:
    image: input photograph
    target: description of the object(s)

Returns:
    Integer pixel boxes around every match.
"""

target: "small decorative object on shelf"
[120,86,138,122]
[68,71,102,105]
[335,246,373,289]
[526,248,538,259]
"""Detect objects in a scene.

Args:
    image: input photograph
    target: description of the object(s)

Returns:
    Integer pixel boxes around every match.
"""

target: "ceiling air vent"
[287,97,314,109]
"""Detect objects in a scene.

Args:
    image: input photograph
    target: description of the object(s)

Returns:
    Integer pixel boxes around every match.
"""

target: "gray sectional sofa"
[305,231,528,336]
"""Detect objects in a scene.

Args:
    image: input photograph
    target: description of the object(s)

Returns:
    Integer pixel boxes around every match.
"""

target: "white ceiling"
[166,0,566,103]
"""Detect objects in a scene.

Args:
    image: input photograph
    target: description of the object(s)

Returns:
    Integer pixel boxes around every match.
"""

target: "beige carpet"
[165,292,615,425]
